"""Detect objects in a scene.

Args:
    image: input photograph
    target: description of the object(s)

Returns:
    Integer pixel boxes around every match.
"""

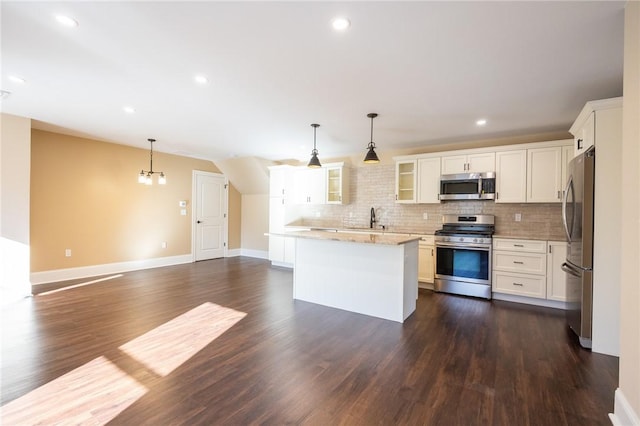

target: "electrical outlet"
[65,249,71,257]
[423,212,428,220]
[161,242,167,249]
[515,213,522,222]
[180,209,187,216]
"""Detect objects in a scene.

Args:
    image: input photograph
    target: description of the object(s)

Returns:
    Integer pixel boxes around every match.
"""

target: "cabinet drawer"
[493,251,546,275]
[493,271,546,299]
[493,238,546,253]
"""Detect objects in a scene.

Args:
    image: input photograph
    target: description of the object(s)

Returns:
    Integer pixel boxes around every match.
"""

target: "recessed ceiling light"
[8,76,26,84]
[55,14,79,27]
[476,119,487,126]
[331,17,351,31]
[0,90,11,100]
[194,75,208,85]
[123,106,136,114]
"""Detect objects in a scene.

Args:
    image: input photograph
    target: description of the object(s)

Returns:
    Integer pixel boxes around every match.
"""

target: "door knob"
[197,220,202,224]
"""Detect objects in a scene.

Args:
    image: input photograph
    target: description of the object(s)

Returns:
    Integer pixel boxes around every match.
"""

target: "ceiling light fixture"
[476,119,487,126]
[332,17,351,31]
[0,90,11,100]
[363,113,380,164]
[138,138,166,185]
[307,123,322,168]
[123,106,136,114]
[194,75,208,84]
[8,76,26,84]
[55,14,78,27]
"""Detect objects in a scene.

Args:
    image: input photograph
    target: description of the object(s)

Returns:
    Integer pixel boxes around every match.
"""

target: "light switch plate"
[179,200,187,207]
[423,212,428,220]
[180,209,187,216]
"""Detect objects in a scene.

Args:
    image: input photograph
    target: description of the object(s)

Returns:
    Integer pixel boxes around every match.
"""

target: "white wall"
[613,1,640,424]
[1,113,32,305]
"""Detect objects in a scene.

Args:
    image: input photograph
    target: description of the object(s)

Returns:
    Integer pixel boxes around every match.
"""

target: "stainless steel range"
[434,214,494,299]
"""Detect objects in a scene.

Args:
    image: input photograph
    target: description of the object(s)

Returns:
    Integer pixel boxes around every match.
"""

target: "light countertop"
[271,230,421,246]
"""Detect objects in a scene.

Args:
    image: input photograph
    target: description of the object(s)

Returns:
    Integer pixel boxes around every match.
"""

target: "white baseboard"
[610,388,640,426]
[492,292,569,310]
[240,249,268,259]
[31,254,193,285]
[226,249,242,257]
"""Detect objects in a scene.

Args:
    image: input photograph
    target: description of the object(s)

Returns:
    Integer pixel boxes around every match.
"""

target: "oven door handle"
[435,242,491,250]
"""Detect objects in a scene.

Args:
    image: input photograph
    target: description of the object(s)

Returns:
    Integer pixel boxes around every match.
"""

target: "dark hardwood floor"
[2,257,618,425]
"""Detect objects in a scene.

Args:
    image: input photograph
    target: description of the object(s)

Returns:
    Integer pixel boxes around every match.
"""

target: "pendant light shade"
[307,123,322,168]
[138,138,166,185]
[363,113,380,164]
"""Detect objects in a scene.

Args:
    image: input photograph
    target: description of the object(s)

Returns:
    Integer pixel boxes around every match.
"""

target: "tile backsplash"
[295,164,565,240]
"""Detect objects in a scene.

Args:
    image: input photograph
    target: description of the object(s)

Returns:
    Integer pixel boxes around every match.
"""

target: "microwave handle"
[478,176,482,195]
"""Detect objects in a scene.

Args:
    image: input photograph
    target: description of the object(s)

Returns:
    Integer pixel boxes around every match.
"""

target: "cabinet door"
[395,160,417,203]
[269,197,285,233]
[269,235,285,262]
[547,241,568,301]
[418,244,434,284]
[527,146,563,203]
[495,150,527,203]
[575,111,595,158]
[417,158,441,204]
[269,168,287,197]
[441,155,468,174]
[293,168,326,204]
[326,166,350,204]
[468,153,495,173]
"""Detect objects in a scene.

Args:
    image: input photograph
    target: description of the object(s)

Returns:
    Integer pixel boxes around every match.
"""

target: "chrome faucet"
[370,207,376,229]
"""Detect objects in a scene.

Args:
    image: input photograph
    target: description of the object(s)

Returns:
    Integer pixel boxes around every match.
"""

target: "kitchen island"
[280,230,420,323]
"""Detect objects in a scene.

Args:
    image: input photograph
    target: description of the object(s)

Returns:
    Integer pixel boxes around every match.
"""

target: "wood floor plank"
[2,257,618,425]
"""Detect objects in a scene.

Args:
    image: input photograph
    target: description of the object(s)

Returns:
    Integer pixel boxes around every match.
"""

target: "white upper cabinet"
[395,160,417,203]
[527,146,563,203]
[495,150,527,203]
[292,167,326,205]
[269,166,290,198]
[561,145,573,192]
[326,164,350,204]
[417,157,441,204]
[572,111,595,158]
[441,152,495,174]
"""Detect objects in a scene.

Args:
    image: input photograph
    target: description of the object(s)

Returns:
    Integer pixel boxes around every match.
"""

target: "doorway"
[192,171,228,261]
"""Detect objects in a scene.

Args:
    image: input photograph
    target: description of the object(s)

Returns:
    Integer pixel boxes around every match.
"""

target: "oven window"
[436,246,489,281]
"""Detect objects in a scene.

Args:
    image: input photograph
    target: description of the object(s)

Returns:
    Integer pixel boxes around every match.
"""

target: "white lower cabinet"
[417,235,435,285]
[492,238,567,302]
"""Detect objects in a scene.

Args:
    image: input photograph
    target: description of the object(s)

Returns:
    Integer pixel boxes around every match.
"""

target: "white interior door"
[193,171,227,261]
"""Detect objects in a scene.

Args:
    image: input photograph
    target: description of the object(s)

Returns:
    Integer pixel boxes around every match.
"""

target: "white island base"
[293,236,419,323]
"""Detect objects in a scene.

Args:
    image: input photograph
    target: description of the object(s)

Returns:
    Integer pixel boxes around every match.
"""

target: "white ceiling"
[1,1,625,163]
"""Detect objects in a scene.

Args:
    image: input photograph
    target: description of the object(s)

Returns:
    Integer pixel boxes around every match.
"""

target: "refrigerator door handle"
[562,176,573,243]
[561,262,581,277]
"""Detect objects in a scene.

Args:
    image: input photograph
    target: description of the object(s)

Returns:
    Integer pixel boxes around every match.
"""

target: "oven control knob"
[473,238,478,243]
[459,237,464,242]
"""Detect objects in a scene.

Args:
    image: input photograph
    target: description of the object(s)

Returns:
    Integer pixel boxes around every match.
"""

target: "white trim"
[226,249,242,257]
[609,388,640,426]
[241,249,268,259]
[270,260,293,269]
[31,254,193,286]
[492,292,569,310]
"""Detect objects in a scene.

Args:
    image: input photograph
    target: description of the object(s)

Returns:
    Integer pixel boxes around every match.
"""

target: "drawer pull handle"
[513,244,524,247]
[512,282,524,286]
[513,261,524,264]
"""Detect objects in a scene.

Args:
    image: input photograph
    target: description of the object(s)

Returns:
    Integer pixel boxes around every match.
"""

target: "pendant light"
[138,138,166,185]
[364,113,380,164]
[307,123,322,168]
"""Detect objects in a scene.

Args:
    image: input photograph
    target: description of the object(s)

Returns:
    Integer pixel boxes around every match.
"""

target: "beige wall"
[30,130,222,272]
[1,113,32,303]
[619,0,640,419]
[228,184,241,249]
[241,194,269,252]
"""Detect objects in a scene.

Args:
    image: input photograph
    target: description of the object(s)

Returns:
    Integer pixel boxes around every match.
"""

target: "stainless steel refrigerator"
[561,146,595,349]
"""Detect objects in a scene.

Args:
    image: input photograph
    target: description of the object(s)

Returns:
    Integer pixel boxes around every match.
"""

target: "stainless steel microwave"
[439,172,496,200]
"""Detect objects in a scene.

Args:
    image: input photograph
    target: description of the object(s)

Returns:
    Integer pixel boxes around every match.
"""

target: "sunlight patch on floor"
[119,302,247,376]
[37,274,124,296]
[0,356,147,425]
[1,302,247,425]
